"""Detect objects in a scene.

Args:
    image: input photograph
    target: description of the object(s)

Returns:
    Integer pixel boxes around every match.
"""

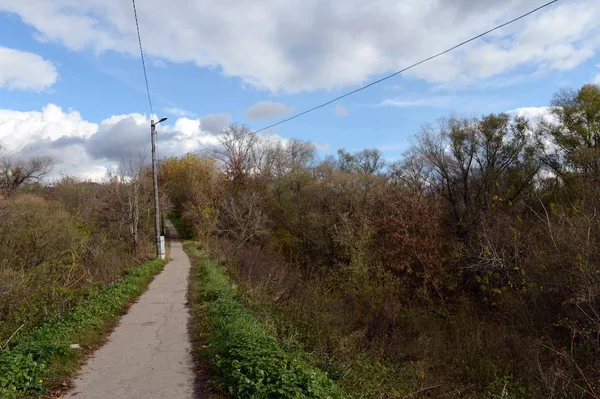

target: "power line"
[132,0,154,117]
[174,0,558,159]
[132,0,164,259]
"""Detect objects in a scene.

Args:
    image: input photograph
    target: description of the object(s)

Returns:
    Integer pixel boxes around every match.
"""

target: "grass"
[0,258,165,399]
[184,241,347,399]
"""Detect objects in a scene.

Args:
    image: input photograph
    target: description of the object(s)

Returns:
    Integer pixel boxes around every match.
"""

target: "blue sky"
[1,0,599,179]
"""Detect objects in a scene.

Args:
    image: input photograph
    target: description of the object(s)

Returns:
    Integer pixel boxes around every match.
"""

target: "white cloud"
[334,105,348,117]
[377,93,509,112]
[508,106,556,126]
[246,101,294,121]
[164,107,195,118]
[379,96,460,108]
[0,105,100,180]
[0,104,226,180]
[0,47,58,91]
[314,143,331,151]
[2,0,598,92]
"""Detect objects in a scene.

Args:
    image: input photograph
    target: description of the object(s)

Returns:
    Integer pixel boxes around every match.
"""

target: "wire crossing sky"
[132,0,154,118]
[173,0,559,159]
[2,0,598,181]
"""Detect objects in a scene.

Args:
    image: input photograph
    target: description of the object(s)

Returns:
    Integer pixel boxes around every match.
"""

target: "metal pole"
[151,119,162,259]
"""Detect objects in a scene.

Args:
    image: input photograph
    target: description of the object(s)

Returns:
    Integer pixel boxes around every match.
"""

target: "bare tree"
[417,114,539,225]
[250,136,280,179]
[0,154,53,195]
[218,191,270,247]
[214,124,259,184]
[285,139,316,173]
[120,151,148,254]
[388,148,432,195]
[355,148,386,175]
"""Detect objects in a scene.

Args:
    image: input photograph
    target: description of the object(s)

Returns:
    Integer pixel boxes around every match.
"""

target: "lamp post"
[151,117,167,259]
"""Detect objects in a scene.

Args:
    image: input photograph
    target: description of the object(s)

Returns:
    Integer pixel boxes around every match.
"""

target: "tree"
[218,190,271,247]
[336,149,355,173]
[335,148,386,175]
[119,151,148,254]
[417,113,540,226]
[388,148,432,195]
[214,123,259,184]
[543,83,600,184]
[354,148,386,175]
[285,139,316,174]
[160,154,221,238]
[0,155,53,195]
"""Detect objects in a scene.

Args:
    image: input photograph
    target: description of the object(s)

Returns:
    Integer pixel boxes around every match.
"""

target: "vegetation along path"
[66,221,195,398]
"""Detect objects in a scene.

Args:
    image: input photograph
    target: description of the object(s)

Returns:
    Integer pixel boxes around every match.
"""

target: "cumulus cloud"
[334,105,348,117]
[0,104,225,181]
[508,106,557,127]
[2,0,597,92]
[0,46,58,91]
[199,113,231,135]
[246,101,294,121]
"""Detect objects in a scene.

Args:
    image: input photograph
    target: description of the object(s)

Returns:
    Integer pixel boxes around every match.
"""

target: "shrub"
[185,242,345,399]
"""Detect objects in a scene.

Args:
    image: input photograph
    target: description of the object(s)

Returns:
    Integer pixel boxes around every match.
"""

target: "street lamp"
[151,117,167,259]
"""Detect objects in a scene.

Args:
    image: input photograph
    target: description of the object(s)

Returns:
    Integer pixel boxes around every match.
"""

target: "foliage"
[0,258,164,398]
[184,242,346,399]
[0,150,164,397]
[160,154,221,239]
[0,172,158,343]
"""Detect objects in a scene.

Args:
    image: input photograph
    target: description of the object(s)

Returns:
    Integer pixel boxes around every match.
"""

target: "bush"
[0,258,164,398]
[0,194,88,341]
[185,242,345,399]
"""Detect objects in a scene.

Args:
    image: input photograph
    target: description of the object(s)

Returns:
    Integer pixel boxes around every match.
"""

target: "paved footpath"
[66,221,195,398]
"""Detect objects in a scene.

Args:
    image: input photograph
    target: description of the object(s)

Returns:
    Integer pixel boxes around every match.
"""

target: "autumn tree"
[417,113,540,227]
[160,154,221,238]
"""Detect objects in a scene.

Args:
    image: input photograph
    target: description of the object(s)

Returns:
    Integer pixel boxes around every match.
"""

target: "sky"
[1,0,600,180]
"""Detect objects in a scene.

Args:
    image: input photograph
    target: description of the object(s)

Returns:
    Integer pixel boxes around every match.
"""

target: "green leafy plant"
[0,258,164,397]
[185,242,346,399]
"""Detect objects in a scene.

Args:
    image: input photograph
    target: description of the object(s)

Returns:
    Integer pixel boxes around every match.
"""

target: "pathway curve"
[66,221,195,398]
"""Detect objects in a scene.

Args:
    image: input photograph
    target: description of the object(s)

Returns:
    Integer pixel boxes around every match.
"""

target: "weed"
[0,258,164,398]
[184,241,346,399]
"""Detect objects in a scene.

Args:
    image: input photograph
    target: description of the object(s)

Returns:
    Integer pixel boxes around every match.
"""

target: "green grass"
[0,258,165,399]
[184,241,347,399]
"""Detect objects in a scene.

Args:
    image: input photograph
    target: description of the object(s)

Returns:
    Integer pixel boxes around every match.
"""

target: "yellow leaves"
[202,206,217,220]
[159,154,220,210]
[483,245,491,257]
